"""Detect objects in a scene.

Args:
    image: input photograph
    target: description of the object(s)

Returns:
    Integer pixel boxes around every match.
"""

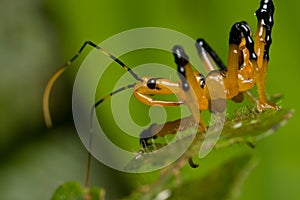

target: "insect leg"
[226,21,258,100]
[254,0,278,111]
[140,116,194,148]
[138,46,208,149]
[173,45,207,131]
[140,115,199,168]
[195,38,227,72]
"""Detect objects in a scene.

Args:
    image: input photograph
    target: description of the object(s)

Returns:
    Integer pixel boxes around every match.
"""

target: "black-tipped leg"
[229,22,257,61]
[255,0,274,61]
[254,0,278,111]
[173,45,190,66]
[173,45,190,92]
[195,39,227,71]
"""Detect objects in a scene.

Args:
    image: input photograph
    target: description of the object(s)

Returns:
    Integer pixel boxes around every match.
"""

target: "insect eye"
[147,78,156,89]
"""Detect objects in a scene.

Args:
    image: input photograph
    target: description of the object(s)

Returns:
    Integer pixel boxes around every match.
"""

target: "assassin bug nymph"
[43,0,277,159]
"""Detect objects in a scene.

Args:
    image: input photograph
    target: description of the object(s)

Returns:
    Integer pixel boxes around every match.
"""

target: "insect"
[43,0,277,160]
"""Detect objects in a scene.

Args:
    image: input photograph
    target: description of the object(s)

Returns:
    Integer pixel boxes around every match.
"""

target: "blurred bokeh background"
[0,0,299,199]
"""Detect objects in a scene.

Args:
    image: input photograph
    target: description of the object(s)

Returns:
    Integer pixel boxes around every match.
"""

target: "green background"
[0,0,299,199]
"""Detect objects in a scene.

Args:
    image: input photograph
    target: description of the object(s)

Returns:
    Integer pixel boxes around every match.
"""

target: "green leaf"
[169,154,257,200]
[125,100,294,171]
[51,181,105,200]
[123,154,256,200]
[218,107,294,147]
[51,181,83,200]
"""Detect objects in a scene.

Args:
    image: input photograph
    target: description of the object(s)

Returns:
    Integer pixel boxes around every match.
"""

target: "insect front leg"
[139,116,194,148]
[173,45,207,132]
[139,116,199,168]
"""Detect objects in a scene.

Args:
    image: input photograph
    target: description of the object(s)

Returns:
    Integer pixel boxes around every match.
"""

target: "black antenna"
[43,41,140,127]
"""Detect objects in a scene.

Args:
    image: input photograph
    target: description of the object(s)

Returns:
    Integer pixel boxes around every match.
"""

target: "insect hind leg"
[254,0,279,111]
